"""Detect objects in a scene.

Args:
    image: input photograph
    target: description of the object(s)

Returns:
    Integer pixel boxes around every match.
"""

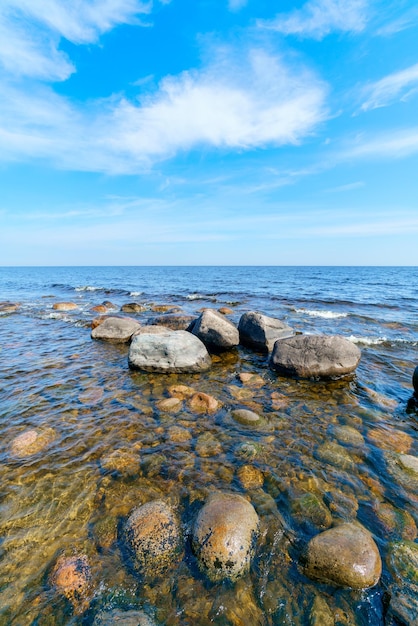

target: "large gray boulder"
[122,500,182,578]
[192,308,239,351]
[238,311,294,352]
[192,492,259,582]
[269,334,361,379]
[149,314,197,331]
[91,316,140,343]
[302,523,382,589]
[128,330,211,373]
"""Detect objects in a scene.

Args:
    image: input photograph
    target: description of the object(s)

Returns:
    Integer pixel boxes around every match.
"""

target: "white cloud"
[360,63,418,111]
[228,0,248,11]
[377,6,418,36]
[344,128,418,159]
[259,0,369,39]
[0,0,151,80]
[0,48,328,173]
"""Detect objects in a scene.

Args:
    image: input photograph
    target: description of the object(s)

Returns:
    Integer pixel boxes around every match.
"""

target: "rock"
[150,304,182,313]
[238,311,294,352]
[387,582,418,626]
[192,492,260,582]
[270,334,361,379]
[413,365,418,394]
[121,302,146,313]
[52,302,79,311]
[332,424,365,447]
[195,433,223,457]
[93,608,156,626]
[90,305,108,314]
[302,523,382,588]
[168,384,195,399]
[238,372,265,387]
[192,309,239,351]
[133,325,170,336]
[10,427,55,457]
[218,307,234,315]
[91,315,108,329]
[237,465,264,490]
[122,500,181,578]
[310,595,335,626]
[91,316,140,343]
[150,314,197,330]
[368,427,412,453]
[314,441,355,470]
[0,301,20,313]
[386,540,418,584]
[157,397,183,413]
[167,426,192,443]
[291,492,332,531]
[399,454,418,475]
[231,408,263,427]
[101,449,140,477]
[128,330,211,374]
[188,392,219,413]
[50,554,92,614]
[372,502,417,541]
[385,452,418,494]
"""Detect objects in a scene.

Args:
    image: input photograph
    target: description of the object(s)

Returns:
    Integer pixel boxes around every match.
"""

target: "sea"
[0,266,417,625]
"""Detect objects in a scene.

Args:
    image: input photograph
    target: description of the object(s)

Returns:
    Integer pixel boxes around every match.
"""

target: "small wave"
[129,291,143,297]
[348,335,417,346]
[75,285,105,292]
[186,293,217,302]
[294,308,348,319]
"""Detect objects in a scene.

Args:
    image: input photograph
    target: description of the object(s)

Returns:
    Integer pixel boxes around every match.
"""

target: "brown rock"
[156,397,183,413]
[192,492,260,582]
[303,523,382,588]
[123,500,182,578]
[218,307,234,315]
[50,555,92,614]
[237,465,264,490]
[188,392,219,414]
[368,427,413,453]
[53,302,79,311]
[90,305,108,314]
[10,428,55,457]
[121,302,146,313]
[0,301,20,313]
[91,316,140,343]
[168,384,195,399]
[167,426,192,443]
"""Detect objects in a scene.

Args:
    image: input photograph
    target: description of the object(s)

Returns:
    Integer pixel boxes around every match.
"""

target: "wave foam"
[348,335,387,345]
[129,291,143,297]
[75,285,104,292]
[186,293,217,301]
[294,308,348,319]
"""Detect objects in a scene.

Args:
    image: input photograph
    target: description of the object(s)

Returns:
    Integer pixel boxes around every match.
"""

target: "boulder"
[238,311,294,352]
[123,500,181,577]
[93,609,156,626]
[413,365,418,394]
[269,334,361,379]
[0,301,20,314]
[52,302,79,311]
[150,314,197,331]
[192,309,239,351]
[121,302,146,313]
[192,492,259,582]
[128,330,211,373]
[91,316,140,343]
[231,408,263,427]
[50,554,92,614]
[302,523,382,588]
[10,427,55,457]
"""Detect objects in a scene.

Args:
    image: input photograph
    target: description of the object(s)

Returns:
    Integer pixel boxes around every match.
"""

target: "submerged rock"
[93,609,156,626]
[192,308,239,351]
[91,316,140,343]
[121,302,146,313]
[0,301,20,314]
[188,392,219,413]
[50,554,92,614]
[10,427,55,458]
[122,500,182,578]
[192,492,260,582]
[128,330,211,373]
[231,408,263,427]
[302,523,382,589]
[270,334,361,379]
[52,302,79,311]
[238,311,294,352]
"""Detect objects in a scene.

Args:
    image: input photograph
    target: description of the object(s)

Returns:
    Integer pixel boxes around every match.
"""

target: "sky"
[0,0,418,265]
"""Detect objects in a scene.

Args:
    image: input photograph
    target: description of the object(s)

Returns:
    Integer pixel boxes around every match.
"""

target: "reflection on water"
[0,272,418,625]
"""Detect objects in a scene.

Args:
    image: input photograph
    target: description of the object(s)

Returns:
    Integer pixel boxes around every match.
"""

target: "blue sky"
[0,0,417,265]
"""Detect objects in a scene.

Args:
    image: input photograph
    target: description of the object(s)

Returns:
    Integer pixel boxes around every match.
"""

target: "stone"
[133,325,170,336]
[188,392,219,413]
[167,426,192,443]
[302,523,382,588]
[291,492,332,530]
[237,465,264,490]
[52,302,79,311]
[387,582,418,626]
[314,441,355,470]
[270,334,361,379]
[238,311,294,352]
[91,316,140,343]
[413,365,418,394]
[195,433,223,457]
[90,305,108,314]
[128,330,211,374]
[121,302,146,313]
[192,492,260,582]
[157,397,183,412]
[372,502,417,541]
[386,540,418,584]
[50,554,92,614]
[150,304,182,313]
[332,424,365,447]
[150,314,197,330]
[93,609,156,626]
[91,316,107,329]
[10,427,55,457]
[0,301,20,313]
[218,307,234,315]
[192,308,239,351]
[399,454,418,475]
[310,595,335,626]
[168,384,195,399]
[231,408,263,426]
[101,449,140,477]
[368,427,412,453]
[238,372,265,387]
[122,500,181,578]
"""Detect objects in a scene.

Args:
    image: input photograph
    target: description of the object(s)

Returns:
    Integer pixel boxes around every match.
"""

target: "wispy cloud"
[377,6,418,36]
[344,127,418,159]
[0,0,151,80]
[228,0,248,11]
[324,181,365,193]
[258,0,369,39]
[0,47,328,173]
[360,63,418,111]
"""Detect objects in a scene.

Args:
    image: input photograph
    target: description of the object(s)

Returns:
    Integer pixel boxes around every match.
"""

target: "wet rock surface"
[269,334,361,379]
[93,608,157,626]
[91,316,140,343]
[50,554,92,614]
[192,492,260,582]
[302,523,382,588]
[128,330,212,373]
[238,311,294,352]
[192,308,239,350]
[122,500,182,578]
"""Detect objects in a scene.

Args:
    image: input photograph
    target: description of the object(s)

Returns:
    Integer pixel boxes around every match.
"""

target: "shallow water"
[0,266,417,625]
